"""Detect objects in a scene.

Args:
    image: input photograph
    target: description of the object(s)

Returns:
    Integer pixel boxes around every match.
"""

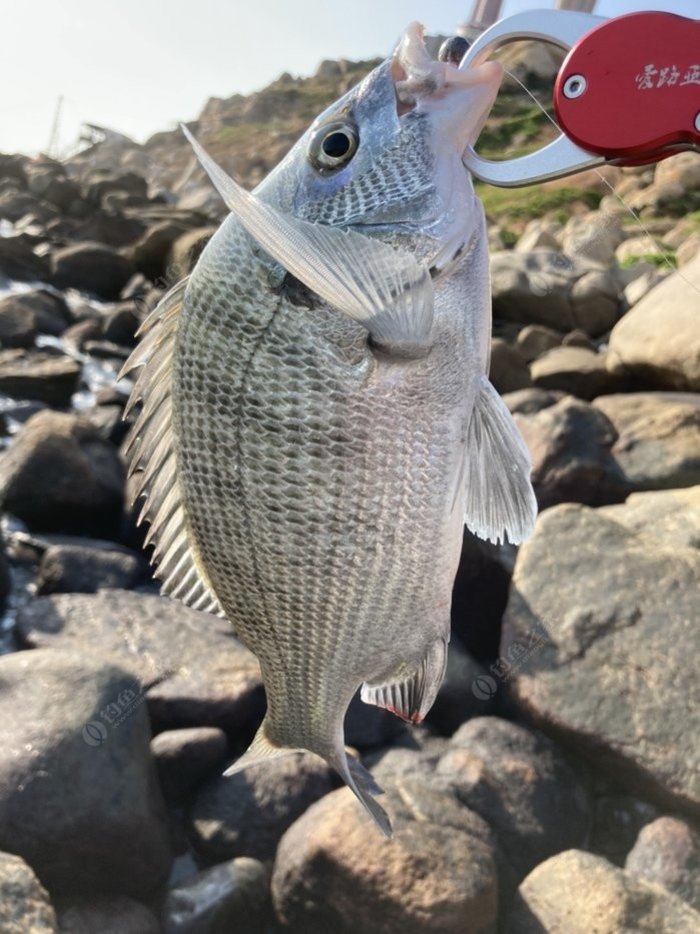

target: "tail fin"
[223,720,299,777]
[330,747,393,839]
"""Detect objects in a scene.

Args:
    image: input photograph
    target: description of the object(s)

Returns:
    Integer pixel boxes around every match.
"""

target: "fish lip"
[392,22,503,110]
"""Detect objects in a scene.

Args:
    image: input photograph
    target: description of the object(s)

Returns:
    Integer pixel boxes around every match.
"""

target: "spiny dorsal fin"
[120,278,224,617]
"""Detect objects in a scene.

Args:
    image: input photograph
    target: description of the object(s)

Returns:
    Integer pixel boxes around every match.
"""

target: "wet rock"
[599,486,700,550]
[15,589,265,735]
[152,726,229,802]
[0,851,57,933]
[501,503,700,816]
[438,718,591,888]
[514,395,629,509]
[85,171,149,207]
[51,242,135,301]
[56,895,160,934]
[0,411,124,537]
[607,253,700,391]
[593,392,700,491]
[0,235,51,282]
[272,778,498,934]
[515,324,563,363]
[531,345,624,400]
[0,188,46,223]
[101,303,140,346]
[507,849,700,933]
[190,753,334,864]
[488,338,531,394]
[163,857,271,934]
[36,542,147,594]
[590,794,659,866]
[0,648,172,897]
[168,227,216,278]
[130,220,190,281]
[0,290,71,347]
[76,210,146,249]
[0,349,80,405]
[625,816,700,911]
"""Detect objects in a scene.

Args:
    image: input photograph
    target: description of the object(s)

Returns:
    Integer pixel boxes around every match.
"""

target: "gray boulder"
[152,726,229,802]
[0,349,80,406]
[607,253,700,391]
[189,753,334,863]
[438,718,591,888]
[593,392,700,491]
[626,816,700,911]
[163,857,271,934]
[514,395,629,509]
[506,849,700,933]
[531,345,624,400]
[0,851,57,933]
[15,589,265,735]
[0,648,172,897]
[272,778,499,934]
[0,411,124,538]
[501,503,700,816]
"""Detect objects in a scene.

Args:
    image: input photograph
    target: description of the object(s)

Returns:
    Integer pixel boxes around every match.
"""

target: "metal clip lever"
[460,9,700,187]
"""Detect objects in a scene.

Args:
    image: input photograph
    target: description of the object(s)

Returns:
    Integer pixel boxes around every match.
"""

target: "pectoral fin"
[463,376,537,546]
[182,125,434,353]
[361,637,448,724]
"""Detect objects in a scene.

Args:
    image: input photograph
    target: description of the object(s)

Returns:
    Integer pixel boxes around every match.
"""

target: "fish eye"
[308,121,359,172]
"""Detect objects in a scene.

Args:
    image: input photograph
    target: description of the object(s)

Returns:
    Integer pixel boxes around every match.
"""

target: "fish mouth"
[391,22,503,150]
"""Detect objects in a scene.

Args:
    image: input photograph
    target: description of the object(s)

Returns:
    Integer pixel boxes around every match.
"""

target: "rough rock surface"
[0,851,57,933]
[272,778,498,934]
[152,726,229,802]
[36,541,147,594]
[507,849,700,933]
[56,895,160,934]
[439,719,591,881]
[15,589,265,734]
[514,395,629,509]
[190,753,334,863]
[0,411,124,537]
[162,857,271,934]
[0,349,81,406]
[0,648,172,896]
[530,345,623,400]
[593,392,700,491]
[625,816,700,911]
[502,503,700,816]
[607,253,700,391]
[599,486,700,550]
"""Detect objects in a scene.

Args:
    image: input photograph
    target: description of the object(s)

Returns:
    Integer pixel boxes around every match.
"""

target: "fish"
[121,22,537,837]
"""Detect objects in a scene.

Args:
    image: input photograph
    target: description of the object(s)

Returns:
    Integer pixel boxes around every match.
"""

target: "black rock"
[51,242,135,300]
[0,235,51,282]
[0,411,124,537]
[0,349,81,406]
[152,726,229,802]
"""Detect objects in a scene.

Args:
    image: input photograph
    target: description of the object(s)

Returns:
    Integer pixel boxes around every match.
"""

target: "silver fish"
[122,22,537,836]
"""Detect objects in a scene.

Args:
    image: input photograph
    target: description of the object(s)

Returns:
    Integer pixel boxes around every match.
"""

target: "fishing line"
[501,68,700,296]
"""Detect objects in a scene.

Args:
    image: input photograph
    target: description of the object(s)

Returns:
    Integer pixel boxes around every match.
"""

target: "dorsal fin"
[120,278,225,617]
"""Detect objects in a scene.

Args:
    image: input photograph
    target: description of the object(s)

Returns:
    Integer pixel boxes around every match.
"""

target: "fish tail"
[330,747,393,839]
[222,719,299,777]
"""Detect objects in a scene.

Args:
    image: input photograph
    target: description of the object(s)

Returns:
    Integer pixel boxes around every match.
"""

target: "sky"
[1,0,696,156]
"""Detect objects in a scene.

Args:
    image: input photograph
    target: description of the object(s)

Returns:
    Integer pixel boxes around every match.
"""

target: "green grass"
[476,183,602,224]
[619,252,677,269]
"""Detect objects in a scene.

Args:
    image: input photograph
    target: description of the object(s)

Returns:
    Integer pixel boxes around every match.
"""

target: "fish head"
[258,22,503,265]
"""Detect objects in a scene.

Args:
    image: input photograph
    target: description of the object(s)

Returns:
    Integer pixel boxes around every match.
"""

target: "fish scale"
[122,23,537,835]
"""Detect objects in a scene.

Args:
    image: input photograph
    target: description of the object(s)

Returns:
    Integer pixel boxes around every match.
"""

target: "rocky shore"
[0,55,698,933]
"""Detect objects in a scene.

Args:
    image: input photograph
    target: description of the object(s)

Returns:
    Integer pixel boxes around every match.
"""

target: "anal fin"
[463,376,537,546]
[361,637,447,724]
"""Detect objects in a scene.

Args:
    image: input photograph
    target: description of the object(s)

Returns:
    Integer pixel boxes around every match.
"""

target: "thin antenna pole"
[47,95,64,158]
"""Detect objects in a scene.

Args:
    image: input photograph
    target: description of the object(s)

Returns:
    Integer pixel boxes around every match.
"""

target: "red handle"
[554,11,700,164]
